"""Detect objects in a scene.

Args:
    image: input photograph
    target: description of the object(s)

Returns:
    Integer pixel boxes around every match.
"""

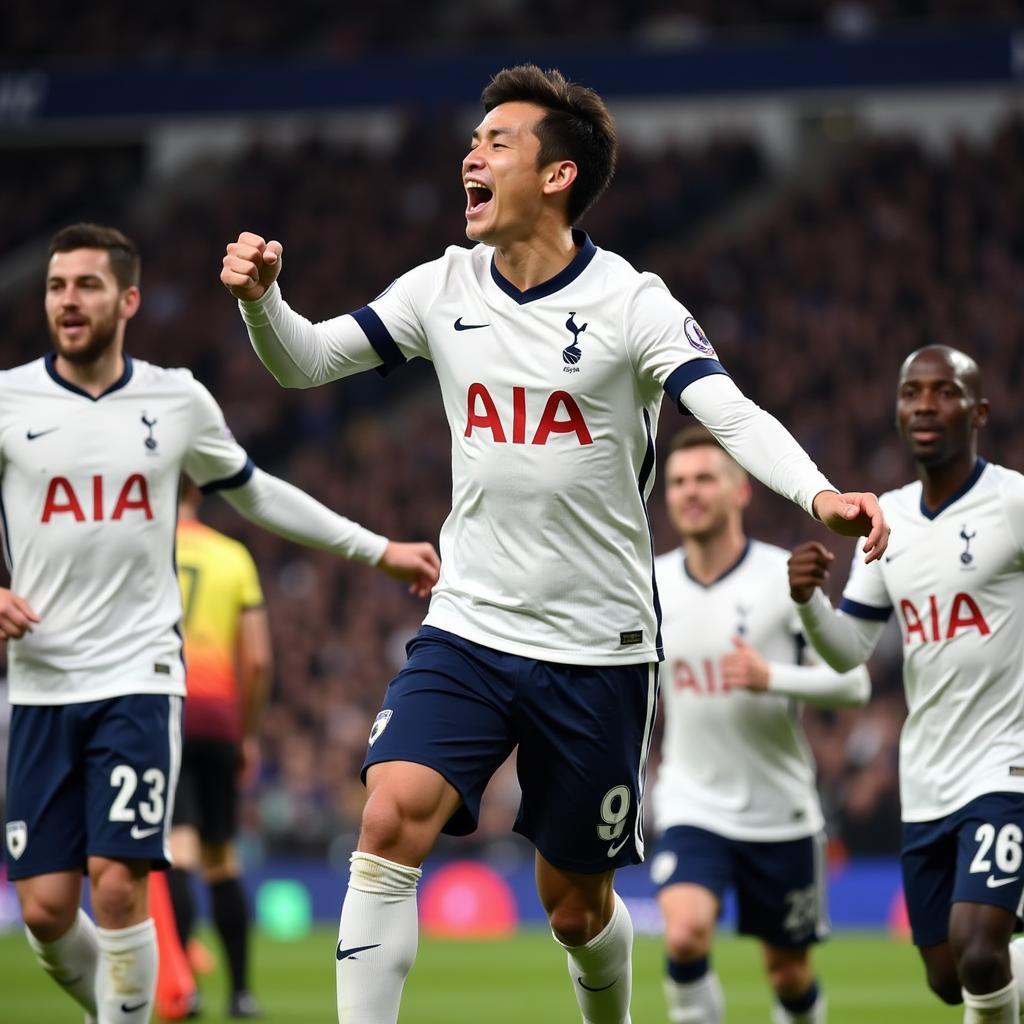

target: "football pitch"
[0,927,961,1022]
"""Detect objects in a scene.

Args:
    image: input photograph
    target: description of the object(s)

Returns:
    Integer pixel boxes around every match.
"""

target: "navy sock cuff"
[667,955,709,983]
[780,979,820,1014]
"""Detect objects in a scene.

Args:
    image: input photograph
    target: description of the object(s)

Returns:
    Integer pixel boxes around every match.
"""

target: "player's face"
[896,351,986,467]
[664,446,748,541]
[463,102,555,246]
[45,248,137,365]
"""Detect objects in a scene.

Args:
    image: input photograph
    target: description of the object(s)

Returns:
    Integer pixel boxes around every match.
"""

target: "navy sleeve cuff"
[838,597,893,622]
[200,457,255,494]
[664,358,729,413]
[352,306,407,378]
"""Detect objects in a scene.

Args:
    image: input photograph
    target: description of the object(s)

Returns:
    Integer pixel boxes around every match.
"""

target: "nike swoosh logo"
[578,977,617,993]
[129,825,161,840]
[336,941,381,961]
[26,428,59,441]
[453,318,490,331]
[607,836,630,858]
[884,551,902,563]
[986,875,1019,889]
[121,1001,149,1013]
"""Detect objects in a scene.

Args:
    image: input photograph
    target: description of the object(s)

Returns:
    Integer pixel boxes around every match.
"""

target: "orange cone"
[150,872,197,1020]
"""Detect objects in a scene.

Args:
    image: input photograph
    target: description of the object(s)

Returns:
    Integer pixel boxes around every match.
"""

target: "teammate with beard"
[0,223,439,1024]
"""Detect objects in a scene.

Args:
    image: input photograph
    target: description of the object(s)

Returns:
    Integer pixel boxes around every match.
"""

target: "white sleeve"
[182,376,253,487]
[795,589,887,672]
[680,372,836,518]
[767,655,871,707]
[239,283,384,388]
[215,467,389,565]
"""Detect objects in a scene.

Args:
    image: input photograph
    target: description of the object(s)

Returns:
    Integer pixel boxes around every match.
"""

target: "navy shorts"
[902,792,1024,947]
[361,626,659,873]
[649,824,829,948]
[5,694,182,881]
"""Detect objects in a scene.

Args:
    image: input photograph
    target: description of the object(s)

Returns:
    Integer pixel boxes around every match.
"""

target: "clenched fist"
[788,541,835,604]
[221,232,284,302]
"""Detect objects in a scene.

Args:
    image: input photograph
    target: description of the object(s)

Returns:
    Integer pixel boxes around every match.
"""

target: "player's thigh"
[84,693,183,869]
[361,627,518,838]
[901,813,960,948]
[734,832,829,949]
[951,792,1024,925]
[515,661,658,873]
[5,704,88,880]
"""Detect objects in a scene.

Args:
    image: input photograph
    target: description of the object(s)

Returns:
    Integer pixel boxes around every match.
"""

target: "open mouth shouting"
[465,178,494,220]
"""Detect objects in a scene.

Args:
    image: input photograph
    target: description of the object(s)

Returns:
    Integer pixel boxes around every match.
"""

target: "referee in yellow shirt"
[168,478,272,1019]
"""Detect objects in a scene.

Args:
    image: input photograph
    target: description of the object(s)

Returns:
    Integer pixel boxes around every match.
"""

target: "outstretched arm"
[788,542,886,671]
[218,468,440,595]
[680,373,890,562]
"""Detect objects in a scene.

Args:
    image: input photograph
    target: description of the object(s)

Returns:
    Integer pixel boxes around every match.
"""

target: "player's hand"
[0,588,40,639]
[788,541,835,604]
[221,232,284,302]
[812,490,890,563]
[720,636,770,692]
[378,541,441,598]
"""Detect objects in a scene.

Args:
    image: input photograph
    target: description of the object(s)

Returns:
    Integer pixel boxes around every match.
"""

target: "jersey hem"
[653,814,825,843]
[900,781,1024,823]
[8,682,187,706]
[421,614,660,666]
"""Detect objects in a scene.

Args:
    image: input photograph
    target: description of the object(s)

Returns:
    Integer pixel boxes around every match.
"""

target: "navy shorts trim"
[5,695,182,880]
[362,626,659,873]
[649,824,829,948]
[902,792,1024,947]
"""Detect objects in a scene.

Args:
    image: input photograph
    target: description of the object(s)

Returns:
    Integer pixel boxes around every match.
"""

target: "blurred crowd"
[1,108,1022,864]
[2,0,1022,64]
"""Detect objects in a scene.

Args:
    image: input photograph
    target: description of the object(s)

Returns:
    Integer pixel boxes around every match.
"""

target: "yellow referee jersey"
[176,519,263,740]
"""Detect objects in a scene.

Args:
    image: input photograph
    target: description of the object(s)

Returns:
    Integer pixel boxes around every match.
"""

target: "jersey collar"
[44,352,134,401]
[682,537,752,589]
[489,230,597,305]
[919,457,988,520]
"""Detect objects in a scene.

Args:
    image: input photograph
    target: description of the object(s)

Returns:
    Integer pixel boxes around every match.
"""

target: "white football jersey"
[0,355,252,705]
[840,460,1024,821]
[359,233,730,665]
[652,540,825,841]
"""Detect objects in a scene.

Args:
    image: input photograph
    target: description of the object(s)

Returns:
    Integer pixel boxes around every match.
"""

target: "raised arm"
[221,232,384,388]
[787,542,886,672]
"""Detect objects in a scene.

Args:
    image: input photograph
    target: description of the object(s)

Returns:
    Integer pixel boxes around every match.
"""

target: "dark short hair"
[481,64,617,224]
[48,223,140,290]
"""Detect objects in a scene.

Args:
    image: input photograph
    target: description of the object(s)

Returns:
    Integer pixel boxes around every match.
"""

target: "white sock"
[663,971,725,1023]
[962,980,1019,1023]
[95,919,157,1024]
[772,992,828,1024]
[25,907,100,1017]
[557,891,633,1024]
[1007,938,1024,1009]
[336,851,422,1024]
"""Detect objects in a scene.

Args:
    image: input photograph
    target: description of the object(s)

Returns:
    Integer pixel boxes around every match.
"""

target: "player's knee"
[765,958,812,1001]
[20,894,77,943]
[89,862,143,926]
[664,919,713,963]
[548,903,597,947]
[956,938,1010,997]
[925,965,963,1006]
[358,795,421,861]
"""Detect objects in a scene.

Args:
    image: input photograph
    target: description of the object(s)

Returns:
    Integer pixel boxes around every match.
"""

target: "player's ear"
[120,285,141,320]
[542,160,577,198]
[974,397,989,429]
